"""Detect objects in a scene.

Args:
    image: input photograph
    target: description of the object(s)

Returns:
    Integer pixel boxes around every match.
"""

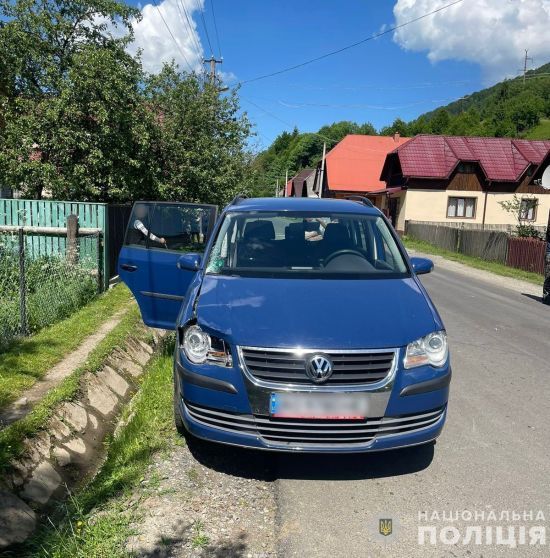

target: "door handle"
[121,264,138,272]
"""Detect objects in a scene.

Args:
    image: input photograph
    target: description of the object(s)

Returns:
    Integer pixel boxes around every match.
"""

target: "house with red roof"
[379,135,550,232]
[316,135,410,222]
[287,134,410,219]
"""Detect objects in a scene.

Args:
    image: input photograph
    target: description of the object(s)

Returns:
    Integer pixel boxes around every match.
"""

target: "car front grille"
[239,347,396,386]
[185,401,445,448]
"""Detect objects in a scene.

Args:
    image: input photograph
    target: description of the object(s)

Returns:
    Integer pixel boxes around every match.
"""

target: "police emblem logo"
[379,518,393,537]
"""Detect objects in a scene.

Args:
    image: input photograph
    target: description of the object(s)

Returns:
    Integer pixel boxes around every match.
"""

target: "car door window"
[124,202,217,253]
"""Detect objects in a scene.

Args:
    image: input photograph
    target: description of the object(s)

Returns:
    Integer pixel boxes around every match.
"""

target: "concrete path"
[0,307,129,428]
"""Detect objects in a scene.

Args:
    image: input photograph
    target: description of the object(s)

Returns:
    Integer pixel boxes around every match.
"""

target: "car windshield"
[205,211,409,278]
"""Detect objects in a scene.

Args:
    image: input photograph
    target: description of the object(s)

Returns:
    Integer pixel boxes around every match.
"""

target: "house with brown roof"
[285,168,317,197]
[379,135,550,233]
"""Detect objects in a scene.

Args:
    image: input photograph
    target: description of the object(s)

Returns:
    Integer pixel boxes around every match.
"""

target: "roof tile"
[326,134,411,192]
[395,135,550,182]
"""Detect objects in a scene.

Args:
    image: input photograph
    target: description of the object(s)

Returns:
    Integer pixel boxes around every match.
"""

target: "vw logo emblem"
[305,354,333,384]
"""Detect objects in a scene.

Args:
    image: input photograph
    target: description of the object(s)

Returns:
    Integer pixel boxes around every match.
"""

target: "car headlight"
[181,324,232,366]
[404,331,448,369]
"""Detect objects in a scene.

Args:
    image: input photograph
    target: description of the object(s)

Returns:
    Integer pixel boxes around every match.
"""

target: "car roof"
[225,197,381,215]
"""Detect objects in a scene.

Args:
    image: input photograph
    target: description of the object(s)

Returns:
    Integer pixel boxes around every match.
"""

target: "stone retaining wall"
[0,327,168,548]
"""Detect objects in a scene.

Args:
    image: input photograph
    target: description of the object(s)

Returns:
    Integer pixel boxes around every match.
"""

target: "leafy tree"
[498,194,542,239]
[144,65,253,206]
[0,45,155,200]
[0,0,138,99]
[0,1,255,204]
[380,118,410,137]
[429,109,451,134]
[507,92,544,134]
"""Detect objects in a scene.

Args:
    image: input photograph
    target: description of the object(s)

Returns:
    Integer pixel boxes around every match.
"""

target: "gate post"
[66,214,79,264]
[18,227,28,335]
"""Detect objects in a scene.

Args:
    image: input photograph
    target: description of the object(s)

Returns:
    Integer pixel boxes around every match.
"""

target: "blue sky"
[124,0,550,150]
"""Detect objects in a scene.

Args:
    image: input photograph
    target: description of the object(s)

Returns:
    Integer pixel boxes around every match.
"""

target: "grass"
[525,118,550,140]
[0,284,132,411]
[0,305,143,471]
[20,341,176,558]
[191,520,210,549]
[403,236,545,285]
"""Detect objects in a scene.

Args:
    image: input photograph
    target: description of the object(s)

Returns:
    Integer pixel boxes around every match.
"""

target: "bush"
[516,224,543,240]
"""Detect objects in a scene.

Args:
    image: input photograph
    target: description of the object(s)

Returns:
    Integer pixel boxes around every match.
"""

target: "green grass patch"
[404,236,544,285]
[0,284,132,411]
[0,305,143,471]
[22,342,176,558]
[525,118,550,140]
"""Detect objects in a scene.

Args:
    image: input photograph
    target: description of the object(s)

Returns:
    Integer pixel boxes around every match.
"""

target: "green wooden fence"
[0,199,109,290]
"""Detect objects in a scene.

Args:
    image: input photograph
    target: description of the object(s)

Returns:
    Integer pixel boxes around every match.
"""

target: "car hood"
[195,274,442,350]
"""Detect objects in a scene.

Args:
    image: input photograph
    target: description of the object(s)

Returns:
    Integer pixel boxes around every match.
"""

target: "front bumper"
[180,398,446,453]
[175,348,450,453]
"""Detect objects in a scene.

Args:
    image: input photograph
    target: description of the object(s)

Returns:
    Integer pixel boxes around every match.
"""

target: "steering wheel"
[323,249,367,266]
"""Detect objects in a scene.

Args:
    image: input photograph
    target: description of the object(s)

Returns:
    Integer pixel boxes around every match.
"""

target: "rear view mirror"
[177,253,202,271]
[410,257,433,275]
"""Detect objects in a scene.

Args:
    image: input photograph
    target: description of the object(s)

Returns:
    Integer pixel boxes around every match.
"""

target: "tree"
[0,0,139,100]
[0,45,156,201]
[0,1,256,204]
[428,109,451,134]
[507,92,544,134]
[144,65,254,206]
[498,194,541,239]
[380,118,410,137]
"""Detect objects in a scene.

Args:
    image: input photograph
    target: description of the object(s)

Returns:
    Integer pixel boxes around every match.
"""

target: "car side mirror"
[410,257,433,275]
[177,253,202,271]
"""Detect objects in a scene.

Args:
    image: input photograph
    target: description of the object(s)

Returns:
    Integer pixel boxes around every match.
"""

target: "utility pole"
[285,169,288,197]
[318,142,327,198]
[521,49,533,85]
[275,178,279,198]
[203,56,223,85]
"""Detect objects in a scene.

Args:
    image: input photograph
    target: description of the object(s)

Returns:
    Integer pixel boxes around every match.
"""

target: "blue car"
[119,196,450,453]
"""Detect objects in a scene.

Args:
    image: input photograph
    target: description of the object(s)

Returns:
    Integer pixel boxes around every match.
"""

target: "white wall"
[400,189,550,228]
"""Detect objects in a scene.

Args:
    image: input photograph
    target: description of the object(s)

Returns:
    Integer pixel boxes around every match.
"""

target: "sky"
[122,0,550,150]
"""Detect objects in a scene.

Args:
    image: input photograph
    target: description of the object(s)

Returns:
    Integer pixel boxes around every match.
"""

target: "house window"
[519,198,538,221]
[447,197,476,219]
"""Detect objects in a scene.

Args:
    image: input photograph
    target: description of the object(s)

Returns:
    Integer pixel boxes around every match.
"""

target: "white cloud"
[127,0,205,74]
[393,0,550,82]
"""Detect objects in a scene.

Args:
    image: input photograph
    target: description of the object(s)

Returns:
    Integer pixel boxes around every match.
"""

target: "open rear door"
[118,202,218,329]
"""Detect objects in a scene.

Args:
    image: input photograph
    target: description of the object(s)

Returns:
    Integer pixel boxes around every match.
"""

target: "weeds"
[191,520,210,549]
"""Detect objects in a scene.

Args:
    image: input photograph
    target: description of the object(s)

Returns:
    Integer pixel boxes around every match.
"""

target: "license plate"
[270,392,368,419]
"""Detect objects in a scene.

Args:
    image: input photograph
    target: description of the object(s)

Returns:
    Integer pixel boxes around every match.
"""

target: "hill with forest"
[252,63,550,196]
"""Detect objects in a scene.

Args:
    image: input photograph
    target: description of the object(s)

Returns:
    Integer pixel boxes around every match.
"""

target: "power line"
[196,0,214,55]
[210,0,223,58]
[242,97,361,149]
[240,0,466,85]
[178,0,203,60]
[286,79,476,92]
[277,97,465,110]
[153,0,195,73]
[242,97,298,130]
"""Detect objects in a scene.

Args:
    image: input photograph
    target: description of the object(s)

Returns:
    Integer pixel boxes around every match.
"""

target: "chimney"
[393,132,400,142]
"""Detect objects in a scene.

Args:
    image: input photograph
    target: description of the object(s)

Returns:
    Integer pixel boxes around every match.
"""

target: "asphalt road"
[272,262,550,557]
